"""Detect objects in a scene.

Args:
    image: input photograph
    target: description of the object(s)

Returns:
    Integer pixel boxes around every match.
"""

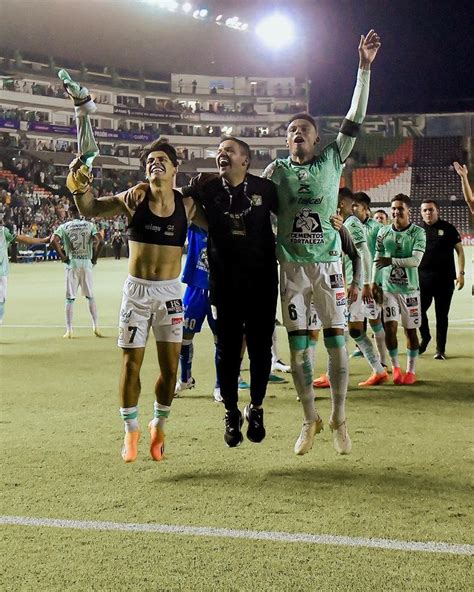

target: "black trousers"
[419,274,454,353]
[214,281,278,411]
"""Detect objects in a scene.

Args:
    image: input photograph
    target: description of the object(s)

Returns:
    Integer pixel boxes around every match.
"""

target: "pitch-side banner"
[27,122,156,142]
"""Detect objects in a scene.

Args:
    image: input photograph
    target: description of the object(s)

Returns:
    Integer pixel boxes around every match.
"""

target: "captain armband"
[340,119,361,138]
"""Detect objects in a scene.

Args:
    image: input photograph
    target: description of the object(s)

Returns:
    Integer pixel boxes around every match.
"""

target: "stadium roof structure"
[0,0,309,79]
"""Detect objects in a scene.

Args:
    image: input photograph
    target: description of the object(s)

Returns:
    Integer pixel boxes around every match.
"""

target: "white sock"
[271,327,279,364]
[407,349,418,374]
[372,324,389,366]
[151,401,171,430]
[325,338,349,426]
[289,336,317,422]
[355,334,385,374]
[389,348,400,369]
[87,297,98,329]
[65,300,74,331]
[120,406,139,432]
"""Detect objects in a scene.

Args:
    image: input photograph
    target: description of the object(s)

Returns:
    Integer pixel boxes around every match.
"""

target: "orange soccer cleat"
[121,431,140,463]
[358,370,389,387]
[313,373,330,388]
[148,421,165,461]
[402,371,417,385]
[393,367,405,385]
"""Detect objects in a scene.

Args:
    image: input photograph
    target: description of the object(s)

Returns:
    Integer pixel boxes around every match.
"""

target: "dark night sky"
[1,0,473,116]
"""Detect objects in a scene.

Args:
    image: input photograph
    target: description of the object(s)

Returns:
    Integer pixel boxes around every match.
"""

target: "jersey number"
[288,304,298,321]
[128,326,138,343]
[385,306,397,317]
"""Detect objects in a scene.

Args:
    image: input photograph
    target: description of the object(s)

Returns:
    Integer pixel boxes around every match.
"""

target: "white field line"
[0,515,472,556]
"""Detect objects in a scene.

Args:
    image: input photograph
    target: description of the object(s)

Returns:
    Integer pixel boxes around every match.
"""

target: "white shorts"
[65,267,94,300]
[348,296,381,323]
[0,276,7,302]
[280,261,346,331]
[382,291,421,329]
[118,275,184,348]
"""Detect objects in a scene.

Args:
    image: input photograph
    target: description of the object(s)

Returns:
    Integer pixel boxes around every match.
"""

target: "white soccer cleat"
[294,417,324,455]
[272,359,291,373]
[174,377,195,397]
[213,387,224,403]
[63,330,73,339]
[93,327,103,337]
[329,419,352,455]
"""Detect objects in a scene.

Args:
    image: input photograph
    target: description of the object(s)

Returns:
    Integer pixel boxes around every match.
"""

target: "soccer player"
[182,137,279,448]
[352,191,390,372]
[372,194,426,385]
[418,199,465,359]
[0,221,49,325]
[263,30,381,455]
[373,209,389,225]
[175,223,222,402]
[453,162,474,214]
[51,203,103,338]
[68,136,200,462]
[338,189,388,387]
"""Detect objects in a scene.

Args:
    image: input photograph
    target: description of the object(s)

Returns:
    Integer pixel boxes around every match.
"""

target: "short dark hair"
[287,113,317,132]
[338,187,354,201]
[220,135,252,168]
[68,200,79,217]
[353,191,371,207]
[139,139,179,169]
[374,209,388,219]
[421,199,439,210]
[391,193,411,207]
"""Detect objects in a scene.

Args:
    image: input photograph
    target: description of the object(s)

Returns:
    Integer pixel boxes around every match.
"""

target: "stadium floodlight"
[182,2,192,12]
[199,8,208,17]
[240,23,248,31]
[255,13,295,49]
[215,14,223,22]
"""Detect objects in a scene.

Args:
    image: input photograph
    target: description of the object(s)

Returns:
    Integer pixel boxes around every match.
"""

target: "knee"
[122,357,141,379]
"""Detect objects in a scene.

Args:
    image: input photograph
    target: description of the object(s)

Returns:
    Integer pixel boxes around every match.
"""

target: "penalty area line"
[0,515,472,556]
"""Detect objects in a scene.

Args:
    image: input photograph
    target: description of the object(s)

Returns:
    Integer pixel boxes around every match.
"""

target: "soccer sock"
[389,348,400,369]
[120,406,139,433]
[271,327,278,364]
[87,297,98,329]
[354,333,385,374]
[325,335,349,426]
[179,339,194,382]
[308,335,317,373]
[0,300,4,323]
[65,299,74,331]
[407,349,418,374]
[289,335,317,422]
[151,401,171,430]
[372,323,389,366]
[214,344,220,388]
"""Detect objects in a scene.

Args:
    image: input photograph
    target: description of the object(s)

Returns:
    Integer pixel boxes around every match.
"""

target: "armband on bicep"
[340,118,361,138]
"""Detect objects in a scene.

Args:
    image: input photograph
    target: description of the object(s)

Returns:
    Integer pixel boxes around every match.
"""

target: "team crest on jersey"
[250,194,262,206]
[296,169,309,181]
[290,209,324,244]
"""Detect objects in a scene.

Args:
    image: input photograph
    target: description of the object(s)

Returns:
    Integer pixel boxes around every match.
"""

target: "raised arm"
[453,162,474,214]
[337,30,381,162]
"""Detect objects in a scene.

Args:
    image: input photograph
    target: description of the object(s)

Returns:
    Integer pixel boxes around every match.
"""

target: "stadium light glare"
[182,2,192,12]
[199,8,208,17]
[255,13,295,49]
[215,14,223,22]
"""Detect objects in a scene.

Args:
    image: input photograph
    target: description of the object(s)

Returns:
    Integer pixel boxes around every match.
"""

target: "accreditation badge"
[229,214,246,236]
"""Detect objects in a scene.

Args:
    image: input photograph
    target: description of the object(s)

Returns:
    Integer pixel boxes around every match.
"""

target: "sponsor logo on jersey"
[329,250,339,256]
[145,224,161,232]
[408,307,418,317]
[166,299,184,314]
[290,209,324,245]
[330,273,344,288]
[389,267,408,285]
[172,317,183,325]
[406,296,418,307]
[250,194,262,206]
[164,224,175,236]
[196,247,209,272]
[297,196,323,205]
[335,291,346,306]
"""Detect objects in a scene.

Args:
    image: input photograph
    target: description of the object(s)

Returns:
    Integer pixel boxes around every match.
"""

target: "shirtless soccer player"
[67,139,200,462]
[263,30,381,456]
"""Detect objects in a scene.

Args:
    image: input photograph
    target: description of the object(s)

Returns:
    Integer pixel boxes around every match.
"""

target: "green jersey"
[343,215,366,285]
[375,223,426,294]
[0,226,16,277]
[263,142,343,263]
[363,217,383,261]
[54,219,99,270]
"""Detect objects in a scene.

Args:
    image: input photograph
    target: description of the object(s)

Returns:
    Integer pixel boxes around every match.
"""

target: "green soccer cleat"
[58,69,97,115]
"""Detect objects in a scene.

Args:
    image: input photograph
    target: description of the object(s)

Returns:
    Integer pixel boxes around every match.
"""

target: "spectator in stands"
[373,209,389,225]
[453,162,474,214]
[418,199,465,359]
[192,80,197,94]
[111,230,124,260]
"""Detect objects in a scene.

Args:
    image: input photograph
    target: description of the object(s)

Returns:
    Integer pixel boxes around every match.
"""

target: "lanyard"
[221,176,253,218]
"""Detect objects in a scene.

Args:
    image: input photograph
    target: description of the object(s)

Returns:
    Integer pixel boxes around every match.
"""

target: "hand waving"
[359,30,381,67]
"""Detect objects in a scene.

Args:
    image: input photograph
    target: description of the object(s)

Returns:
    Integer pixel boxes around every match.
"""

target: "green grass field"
[1,255,473,591]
